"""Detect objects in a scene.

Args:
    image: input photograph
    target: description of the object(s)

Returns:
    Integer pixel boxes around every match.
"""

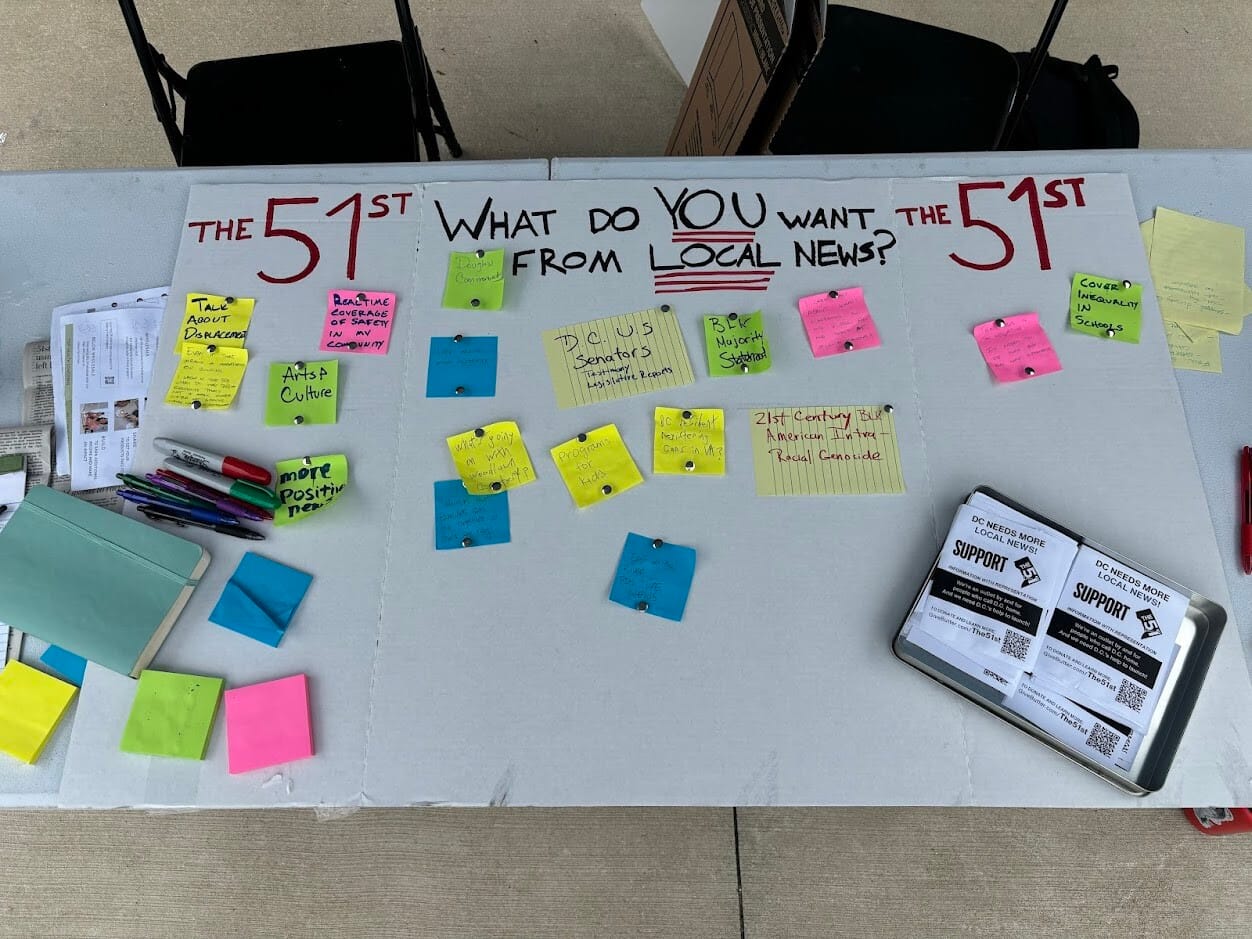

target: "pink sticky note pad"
[224,674,313,775]
[797,288,882,357]
[973,313,1062,383]
[321,290,396,355]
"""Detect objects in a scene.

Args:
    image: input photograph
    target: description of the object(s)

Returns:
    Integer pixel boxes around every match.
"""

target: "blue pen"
[118,489,241,526]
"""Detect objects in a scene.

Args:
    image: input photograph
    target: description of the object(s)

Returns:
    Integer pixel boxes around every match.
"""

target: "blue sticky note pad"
[609,532,696,622]
[426,336,498,398]
[40,645,87,686]
[208,552,313,647]
[433,479,510,549]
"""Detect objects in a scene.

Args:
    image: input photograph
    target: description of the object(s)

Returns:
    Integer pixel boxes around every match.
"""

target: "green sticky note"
[1069,273,1143,343]
[120,670,224,760]
[704,312,771,376]
[443,249,505,310]
[265,360,339,426]
[274,454,349,526]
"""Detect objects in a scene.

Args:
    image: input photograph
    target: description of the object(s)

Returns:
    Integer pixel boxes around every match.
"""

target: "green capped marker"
[161,459,281,511]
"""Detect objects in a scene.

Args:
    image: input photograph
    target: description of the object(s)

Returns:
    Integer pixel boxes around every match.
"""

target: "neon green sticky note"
[550,423,643,508]
[704,312,770,376]
[164,342,248,409]
[265,360,339,426]
[1069,273,1143,343]
[443,249,505,310]
[0,661,77,764]
[654,407,725,475]
[274,454,349,526]
[447,421,536,494]
[175,293,255,355]
[119,670,224,760]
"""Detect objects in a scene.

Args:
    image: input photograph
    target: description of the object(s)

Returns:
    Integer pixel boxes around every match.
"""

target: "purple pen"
[146,471,272,522]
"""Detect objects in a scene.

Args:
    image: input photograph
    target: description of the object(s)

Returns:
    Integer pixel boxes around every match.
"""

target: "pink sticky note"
[224,674,313,774]
[797,288,882,357]
[973,313,1063,383]
[321,290,396,355]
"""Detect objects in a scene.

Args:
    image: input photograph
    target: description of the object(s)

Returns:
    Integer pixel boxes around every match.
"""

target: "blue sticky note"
[433,479,510,549]
[608,532,696,622]
[208,553,313,647]
[426,336,498,398]
[40,645,87,686]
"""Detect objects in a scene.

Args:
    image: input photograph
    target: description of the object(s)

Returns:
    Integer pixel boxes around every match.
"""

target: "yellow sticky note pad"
[551,424,643,507]
[0,660,77,764]
[653,407,725,475]
[1164,319,1222,373]
[447,420,536,494]
[176,293,255,354]
[165,342,248,409]
[749,406,905,496]
[1148,207,1245,334]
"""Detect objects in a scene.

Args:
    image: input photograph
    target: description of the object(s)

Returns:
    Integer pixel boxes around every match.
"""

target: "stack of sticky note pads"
[1142,207,1250,374]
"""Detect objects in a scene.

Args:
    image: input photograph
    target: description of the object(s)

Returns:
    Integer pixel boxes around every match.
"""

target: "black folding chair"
[118,0,461,166]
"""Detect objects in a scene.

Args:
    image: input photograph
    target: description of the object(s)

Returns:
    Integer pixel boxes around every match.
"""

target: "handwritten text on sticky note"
[433,479,511,549]
[447,421,536,495]
[274,454,348,526]
[798,288,882,357]
[749,406,905,496]
[1149,207,1245,335]
[165,342,248,409]
[265,360,338,426]
[176,294,254,355]
[704,312,770,375]
[551,423,643,508]
[973,313,1062,383]
[426,335,498,398]
[321,290,396,354]
[443,249,505,309]
[1164,320,1222,373]
[608,533,697,622]
[541,307,695,408]
[653,407,725,475]
[1069,274,1142,343]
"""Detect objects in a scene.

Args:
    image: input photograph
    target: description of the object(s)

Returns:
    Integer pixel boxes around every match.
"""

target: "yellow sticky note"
[164,342,248,409]
[1148,207,1245,334]
[653,407,725,475]
[1163,320,1222,373]
[750,406,905,496]
[1245,285,1252,315]
[447,420,536,494]
[550,424,644,507]
[541,307,696,408]
[176,293,255,355]
[1140,218,1154,256]
[0,660,77,764]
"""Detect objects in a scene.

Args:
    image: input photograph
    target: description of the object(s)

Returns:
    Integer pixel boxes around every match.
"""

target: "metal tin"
[892,486,1226,795]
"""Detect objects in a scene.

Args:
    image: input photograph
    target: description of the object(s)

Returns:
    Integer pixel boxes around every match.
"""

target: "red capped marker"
[154,437,273,486]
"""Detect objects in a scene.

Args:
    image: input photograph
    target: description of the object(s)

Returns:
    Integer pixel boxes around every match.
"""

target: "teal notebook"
[0,487,210,677]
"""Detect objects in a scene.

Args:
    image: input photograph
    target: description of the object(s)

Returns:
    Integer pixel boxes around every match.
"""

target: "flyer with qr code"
[1031,545,1188,731]
[904,607,1024,698]
[1006,675,1140,770]
[913,500,1079,678]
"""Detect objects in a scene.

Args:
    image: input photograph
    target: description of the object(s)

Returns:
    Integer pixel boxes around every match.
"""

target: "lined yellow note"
[447,420,536,494]
[175,293,255,354]
[550,424,643,507]
[653,407,725,475]
[750,406,905,496]
[1147,208,1245,334]
[542,308,695,408]
[164,342,248,409]
[1163,320,1222,373]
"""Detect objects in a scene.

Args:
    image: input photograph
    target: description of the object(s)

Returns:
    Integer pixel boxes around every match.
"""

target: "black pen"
[138,505,265,541]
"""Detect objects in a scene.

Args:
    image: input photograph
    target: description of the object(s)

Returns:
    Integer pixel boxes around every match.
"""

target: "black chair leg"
[425,64,463,158]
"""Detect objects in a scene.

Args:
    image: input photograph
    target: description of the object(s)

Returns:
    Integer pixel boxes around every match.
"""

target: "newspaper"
[0,424,52,495]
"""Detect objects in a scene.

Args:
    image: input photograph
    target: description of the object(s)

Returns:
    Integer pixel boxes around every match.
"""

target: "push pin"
[828,290,839,299]
[1106,328,1116,338]
[652,538,664,549]
[681,410,692,420]
[453,333,464,343]
[474,427,485,437]
[684,460,695,472]
[660,304,671,312]
[455,386,466,396]
[347,341,358,349]
[728,312,738,320]
[191,400,203,410]
[294,360,305,370]
[995,318,1006,328]
[577,433,588,443]
[1024,366,1036,376]
[225,296,235,305]
[883,404,894,413]
[740,363,750,374]
[470,298,481,308]
[491,481,503,492]
[302,456,312,466]
[461,536,474,548]
[1122,279,1132,289]
[843,340,855,351]
[357,292,367,301]
[636,600,649,612]
[601,484,613,495]
[475,249,485,259]
[293,415,305,425]
[207,344,218,353]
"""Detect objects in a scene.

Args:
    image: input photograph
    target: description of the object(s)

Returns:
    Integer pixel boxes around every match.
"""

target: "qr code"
[1115,678,1148,712]
[104,376,115,385]
[999,629,1031,661]
[1084,722,1120,758]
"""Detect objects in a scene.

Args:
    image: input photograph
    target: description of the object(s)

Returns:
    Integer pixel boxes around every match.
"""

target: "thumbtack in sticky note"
[973,313,1062,383]
[609,532,697,622]
[443,249,505,310]
[551,423,644,508]
[265,360,338,426]
[1069,274,1142,343]
[165,342,248,409]
[209,552,313,646]
[120,670,224,760]
[175,293,254,355]
[798,288,882,357]
[433,479,511,549]
[0,660,77,764]
[704,312,771,376]
[653,407,725,475]
[224,674,314,775]
[447,421,536,494]
[321,289,396,354]
[426,336,498,398]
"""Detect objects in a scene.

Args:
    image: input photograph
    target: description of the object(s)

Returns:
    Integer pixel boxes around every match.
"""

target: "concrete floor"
[2,1,1252,936]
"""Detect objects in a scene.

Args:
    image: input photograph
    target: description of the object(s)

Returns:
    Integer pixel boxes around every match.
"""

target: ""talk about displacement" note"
[749,406,905,496]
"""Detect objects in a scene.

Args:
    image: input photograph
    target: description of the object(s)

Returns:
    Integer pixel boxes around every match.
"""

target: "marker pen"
[161,459,281,511]
[154,437,272,486]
